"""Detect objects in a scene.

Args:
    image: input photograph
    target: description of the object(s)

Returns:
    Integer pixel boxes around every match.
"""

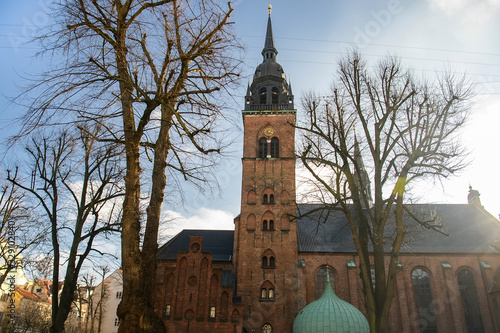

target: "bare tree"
[26,255,54,281]
[0,182,45,287]
[91,266,111,333]
[15,1,242,331]
[8,127,124,333]
[69,275,96,333]
[64,266,112,333]
[297,51,473,333]
[14,298,52,333]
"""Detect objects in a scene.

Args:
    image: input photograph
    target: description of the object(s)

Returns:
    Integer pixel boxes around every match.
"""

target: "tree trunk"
[115,18,166,329]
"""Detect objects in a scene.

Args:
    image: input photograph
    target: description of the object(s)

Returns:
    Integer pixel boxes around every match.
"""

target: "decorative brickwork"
[155,236,243,332]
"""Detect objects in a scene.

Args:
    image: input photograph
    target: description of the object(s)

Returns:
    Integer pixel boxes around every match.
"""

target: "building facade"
[154,11,500,333]
[89,269,123,333]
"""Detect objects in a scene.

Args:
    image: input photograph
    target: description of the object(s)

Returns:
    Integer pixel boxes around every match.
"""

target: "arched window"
[262,324,272,333]
[263,194,268,204]
[259,137,268,159]
[209,306,216,318]
[259,87,267,104]
[269,220,274,230]
[262,220,268,231]
[262,257,268,267]
[411,268,438,333]
[271,87,279,104]
[316,266,334,298]
[269,194,275,204]
[269,256,275,268]
[270,137,279,158]
[260,281,275,301]
[457,268,485,332]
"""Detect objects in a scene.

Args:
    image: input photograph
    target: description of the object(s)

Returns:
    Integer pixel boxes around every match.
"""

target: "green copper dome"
[293,277,369,333]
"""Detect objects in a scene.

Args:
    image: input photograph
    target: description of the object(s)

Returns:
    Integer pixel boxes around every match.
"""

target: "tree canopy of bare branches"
[0,181,45,288]
[297,51,473,333]
[15,0,242,331]
[8,127,124,333]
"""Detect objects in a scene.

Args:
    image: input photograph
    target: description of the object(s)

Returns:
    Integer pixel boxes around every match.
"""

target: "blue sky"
[1,0,499,236]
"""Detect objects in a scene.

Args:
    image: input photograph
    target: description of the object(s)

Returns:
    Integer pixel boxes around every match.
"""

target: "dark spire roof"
[243,5,294,111]
[262,14,278,60]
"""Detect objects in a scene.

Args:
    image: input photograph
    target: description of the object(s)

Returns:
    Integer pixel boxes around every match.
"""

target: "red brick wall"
[297,252,500,333]
[154,236,243,333]
[156,244,500,333]
[234,110,301,332]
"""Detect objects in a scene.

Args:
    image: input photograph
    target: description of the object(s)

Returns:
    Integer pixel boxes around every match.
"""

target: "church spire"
[244,5,294,111]
[262,5,278,61]
[353,133,373,208]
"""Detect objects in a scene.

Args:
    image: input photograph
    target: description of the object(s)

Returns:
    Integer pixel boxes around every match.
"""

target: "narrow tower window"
[262,220,268,231]
[269,194,274,204]
[262,257,268,267]
[269,220,274,230]
[260,281,276,302]
[271,87,279,104]
[259,87,267,104]
[269,256,275,268]
[270,138,279,158]
[259,137,268,159]
[263,194,268,204]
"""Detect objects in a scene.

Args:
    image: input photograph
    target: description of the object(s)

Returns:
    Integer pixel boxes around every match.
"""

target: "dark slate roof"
[297,204,500,254]
[156,205,500,261]
[157,229,234,261]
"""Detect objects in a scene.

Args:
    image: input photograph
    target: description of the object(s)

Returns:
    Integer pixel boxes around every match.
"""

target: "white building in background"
[91,269,122,333]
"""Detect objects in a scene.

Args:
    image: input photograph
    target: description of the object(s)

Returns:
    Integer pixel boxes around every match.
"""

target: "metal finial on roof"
[268,3,272,15]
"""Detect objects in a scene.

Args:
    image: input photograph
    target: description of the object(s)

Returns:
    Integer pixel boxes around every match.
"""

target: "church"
[153,9,500,333]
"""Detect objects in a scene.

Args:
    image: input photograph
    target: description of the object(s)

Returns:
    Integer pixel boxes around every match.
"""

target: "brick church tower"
[233,6,301,332]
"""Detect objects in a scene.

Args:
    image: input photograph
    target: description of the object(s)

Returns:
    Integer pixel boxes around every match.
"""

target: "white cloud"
[427,0,500,23]
[158,208,235,242]
[427,0,470,15]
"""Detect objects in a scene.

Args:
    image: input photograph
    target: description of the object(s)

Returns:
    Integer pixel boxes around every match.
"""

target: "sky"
[0,0,499,241]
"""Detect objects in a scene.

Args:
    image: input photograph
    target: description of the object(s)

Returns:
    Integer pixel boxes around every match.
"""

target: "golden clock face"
[264,127,274,137]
